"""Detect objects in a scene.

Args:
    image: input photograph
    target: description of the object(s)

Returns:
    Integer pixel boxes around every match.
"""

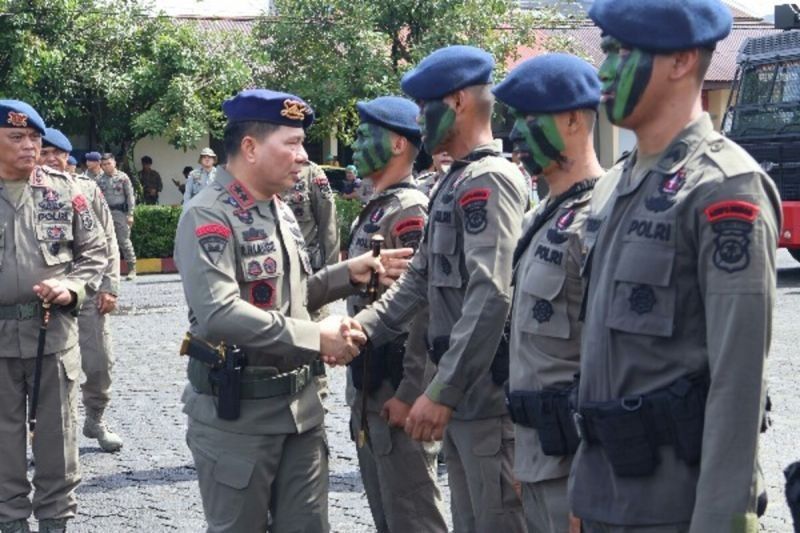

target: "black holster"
[350,334,408,393]
[490,319,511,386]
[208,346,246,420]
[506,381,580,456]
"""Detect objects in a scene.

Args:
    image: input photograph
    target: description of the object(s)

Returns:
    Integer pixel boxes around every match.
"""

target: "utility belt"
[428,334,508,387]
[573,371,709,477]
[180,333,325,421]
[0,301,41,321]
[108,203,129,212]
[350,334,407,392]
[506,381,580,457]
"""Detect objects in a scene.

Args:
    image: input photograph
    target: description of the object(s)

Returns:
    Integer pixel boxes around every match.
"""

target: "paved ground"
[55,250,800,531]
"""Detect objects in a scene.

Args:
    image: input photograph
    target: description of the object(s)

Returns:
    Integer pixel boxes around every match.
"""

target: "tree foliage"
[256,0,569,142]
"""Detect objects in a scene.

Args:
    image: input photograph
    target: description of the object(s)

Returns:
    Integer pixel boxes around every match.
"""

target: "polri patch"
[196,223,232,265]
[705,200,760,273]
[263,257,278,275]
[459,188,490,235]
[247,260,263,278]
[242,227,267,241]
[250,280,275,308]
[629,285,656,315]
[394,216,425,249]
[532,300,554,323]
[644,169,686,213]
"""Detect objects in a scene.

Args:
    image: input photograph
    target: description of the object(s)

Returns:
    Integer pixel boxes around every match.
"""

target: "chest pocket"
[34,201,75,266]
[517,264,570,339]
[430,222,462,288]
[606,245,676,337]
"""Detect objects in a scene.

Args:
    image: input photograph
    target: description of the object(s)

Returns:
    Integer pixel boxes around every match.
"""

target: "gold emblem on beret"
[7,111,28,127]
[280,99,309,121]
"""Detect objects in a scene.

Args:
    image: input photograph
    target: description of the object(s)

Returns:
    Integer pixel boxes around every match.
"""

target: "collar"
[369,174,416,202]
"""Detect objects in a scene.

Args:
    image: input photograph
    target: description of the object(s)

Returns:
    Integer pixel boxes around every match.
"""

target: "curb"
[121,258,178,275]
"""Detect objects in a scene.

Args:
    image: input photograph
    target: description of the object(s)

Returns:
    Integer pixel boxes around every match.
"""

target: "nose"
[296,144,308,164]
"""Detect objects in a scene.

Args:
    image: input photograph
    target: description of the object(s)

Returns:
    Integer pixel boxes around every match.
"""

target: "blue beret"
[223,89,315,129]
[401,45,495,100]
[589,0,732,53]
[85,151,101,162]
[493,53,601,114]
[0,99,46,135]
[67,156,77,165]
[357,96,421,143]
[43,128,73,153]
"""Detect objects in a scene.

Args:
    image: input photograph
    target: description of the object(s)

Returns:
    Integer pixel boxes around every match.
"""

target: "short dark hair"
[183,166,193,176]
[141,155,153,165]
[696,47,714,83]
[223,121,280,157]
[101,153,115,161]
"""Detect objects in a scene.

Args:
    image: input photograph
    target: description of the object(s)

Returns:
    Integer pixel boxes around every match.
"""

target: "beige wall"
[132,134,212,206]
[707,89,732,131]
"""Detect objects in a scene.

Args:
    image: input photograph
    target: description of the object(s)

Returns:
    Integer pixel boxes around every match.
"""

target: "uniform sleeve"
[175,206,323,357]
[63,189,109,308]
[310,169,340,267]
[426,171,525,408]
[306,261,356,311]
[124,174,136,213]
[88,182,120,295]
[689,173,780,533]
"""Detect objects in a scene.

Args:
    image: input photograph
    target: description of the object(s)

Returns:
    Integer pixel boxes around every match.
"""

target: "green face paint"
[509,111,566,176]
[599,36,654,125]
[351,122,394,177]
[419,99,456,154]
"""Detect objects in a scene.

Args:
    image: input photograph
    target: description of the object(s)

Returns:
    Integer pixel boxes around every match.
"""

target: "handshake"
[318,316,367,366]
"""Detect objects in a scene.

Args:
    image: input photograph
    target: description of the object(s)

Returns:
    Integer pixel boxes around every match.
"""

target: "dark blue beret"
[0,99,46,135]
[357,96,421,143]
[223,89,315,129]
[43,128,73,153]
[85,151,101,162]
[589,0,732,53]
[401,45,495,100]
[67,156,77,165]
[493,53,601,114]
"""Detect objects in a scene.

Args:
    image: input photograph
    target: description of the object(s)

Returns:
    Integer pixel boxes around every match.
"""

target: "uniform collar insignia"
[225,179,255,210]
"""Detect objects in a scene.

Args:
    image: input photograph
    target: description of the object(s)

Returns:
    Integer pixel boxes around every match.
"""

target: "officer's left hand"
[127,215,134,227]
[33,279,74,306]
[381,397,412,428]
[347,247,414,287]
[97,292,117,315]
[405,394,453,442]
[569,514,581,533]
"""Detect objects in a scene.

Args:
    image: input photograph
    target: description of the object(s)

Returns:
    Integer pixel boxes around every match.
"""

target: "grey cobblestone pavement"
[60,251,800,532]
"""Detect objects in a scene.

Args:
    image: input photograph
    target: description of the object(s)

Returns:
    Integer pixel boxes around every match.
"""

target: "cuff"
[394,379,423,405]
[353,307,402,349]
[60,279,86,314]
[425,380,464,409]
[99,276,119,296]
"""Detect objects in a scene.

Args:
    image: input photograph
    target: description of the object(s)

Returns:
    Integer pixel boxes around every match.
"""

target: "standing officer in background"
[347,96,447,533]
[417,151,454,198]
[83,152,102,180]
[184,147,218,205]
[98,153,136,280]
[571,1,781,532]
[175,88,412,533]
[40,129,123,453]
[493,54,603,533]
[65,156,77,174]
[350,46,529,532]
[0,100,107,533]
[138,156,163,205]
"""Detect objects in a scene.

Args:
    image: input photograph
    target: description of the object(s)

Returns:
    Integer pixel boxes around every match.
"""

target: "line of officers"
[0,1,782,533]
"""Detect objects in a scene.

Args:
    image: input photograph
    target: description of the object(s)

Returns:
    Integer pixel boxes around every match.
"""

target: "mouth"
[601,91,615,102]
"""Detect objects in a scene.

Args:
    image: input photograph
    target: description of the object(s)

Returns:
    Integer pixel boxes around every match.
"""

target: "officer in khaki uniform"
[493,54,603,533]
[83,152,102,181]
[175,88,412,533]
[570,1,781,532]
[347,96,446,532]
[0,100,107,533]
[352,46,528,532]
[40,129,123,453]
[97,153,136,280]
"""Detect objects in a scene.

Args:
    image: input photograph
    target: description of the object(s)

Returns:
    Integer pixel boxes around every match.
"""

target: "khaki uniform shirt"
[279,162,339,271]
[175,167,355,435]
[347,176,430,409]
[97,170,135,214]
[570,114,781,531]
[73,174,120,295]
[0,167,108,358]
[184,167,217,204]
[139,169,163,195]
[355,145,528,420]
[510,185,593,483]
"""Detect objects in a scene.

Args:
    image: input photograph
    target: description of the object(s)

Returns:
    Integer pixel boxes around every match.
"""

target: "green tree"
[255,0,570,143]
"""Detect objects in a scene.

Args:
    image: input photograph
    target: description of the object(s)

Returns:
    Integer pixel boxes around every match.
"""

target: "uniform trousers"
[186,418,329,533]
[110,211,136,266]
[444,415,526,533]
[78,288,114,411]
[350,402,447,533]
[522,477,570,533]
[0,347,81,522]
[581,522,689,533]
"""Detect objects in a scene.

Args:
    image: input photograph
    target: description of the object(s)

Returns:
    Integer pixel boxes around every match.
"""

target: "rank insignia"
[459,188,490,235]
[705,200,760,274]
[547,208,575,245]
[532,299,554,323]
[629,285,656,315]
[225,180,255,209]
[370,207,385,224]
[644,169,686,213]
[250,280,275,309]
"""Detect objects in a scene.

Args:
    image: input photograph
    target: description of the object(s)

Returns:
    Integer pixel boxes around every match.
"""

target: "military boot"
[38,518,67,533]
[83,408,123,452]
[125,266,136,280]
[0,520,30,533]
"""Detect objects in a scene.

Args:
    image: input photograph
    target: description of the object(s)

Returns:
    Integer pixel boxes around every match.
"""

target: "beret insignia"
[7,111,28,127]
[281,99,310,121]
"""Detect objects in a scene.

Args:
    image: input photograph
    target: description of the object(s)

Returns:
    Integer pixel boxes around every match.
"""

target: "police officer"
[493,53,603,533]
[83,152,102,180]
[183,147,218,205]
[65,156,77,174]
[347,96,447,533]
[0,101,107,533]
[174,88,412,533]
[97,153,136,280]
[571,1,781,532]
[40,129,123,453]
[350,46,529,532]
[417,151,453,198]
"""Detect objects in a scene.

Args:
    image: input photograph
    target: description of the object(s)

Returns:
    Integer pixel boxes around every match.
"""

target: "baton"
[358,235,384,448]
[29,302,52,442]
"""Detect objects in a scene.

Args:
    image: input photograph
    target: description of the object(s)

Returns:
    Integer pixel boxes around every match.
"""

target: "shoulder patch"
[196,223,231,265]
[72,194,89,213]
[704,200,760,224]
[459,187,491,235]
[196,223,232,239]
[705,200,760,274]
[393,216,425,235]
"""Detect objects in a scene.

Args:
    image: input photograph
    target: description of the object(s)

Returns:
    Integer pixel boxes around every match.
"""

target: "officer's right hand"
[97,292,117,315]
[33,279,74,306]
[319,315,365,365]
[381,397,412,428]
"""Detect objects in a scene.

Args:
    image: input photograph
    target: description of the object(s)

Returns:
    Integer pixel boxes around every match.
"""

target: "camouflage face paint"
[419,99,456,154]
[509,112,566,176]
[599,36,654,125]
[351,122,393,177]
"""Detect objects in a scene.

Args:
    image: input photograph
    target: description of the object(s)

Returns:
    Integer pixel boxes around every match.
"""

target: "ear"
[668,49,699,81]
[566,110,581,135]
[448,89,467,113]
[391,132,406,156]
[240,136,258,164]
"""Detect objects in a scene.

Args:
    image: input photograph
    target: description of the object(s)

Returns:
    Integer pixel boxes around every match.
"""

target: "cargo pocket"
[473,417,504,512]
[430,223,462,288]
[196,452,254,528]
[606,245,676,337]
[58,346,82,428]
[35,222,74,265]
[518,265,570,339]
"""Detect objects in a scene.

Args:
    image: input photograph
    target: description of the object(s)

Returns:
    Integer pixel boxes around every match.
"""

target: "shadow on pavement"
[76,465,196,494]
[778,266,800,288]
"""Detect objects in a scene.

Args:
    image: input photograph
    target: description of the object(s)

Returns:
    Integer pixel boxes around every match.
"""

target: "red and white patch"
[225,180,256,210]
[458,188,491,207]
[72,194,89,213]
[250,279,276,309]
[704,201,760,224]
[30,168,46,187]
[313,175,330,187]
[393,217,425,236]
[195,223,232,239]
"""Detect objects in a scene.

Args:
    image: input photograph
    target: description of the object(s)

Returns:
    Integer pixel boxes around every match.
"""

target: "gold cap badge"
[7,111,28,127]
[280,99,309,121]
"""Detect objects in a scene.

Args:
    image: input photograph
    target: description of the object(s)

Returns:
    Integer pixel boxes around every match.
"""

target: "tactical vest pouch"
[385,335,407,390]
[490,319,511,386]
[350,343,387,392]
[588,402,659,477]
[428,336,451,365]
[506,383,580,456]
